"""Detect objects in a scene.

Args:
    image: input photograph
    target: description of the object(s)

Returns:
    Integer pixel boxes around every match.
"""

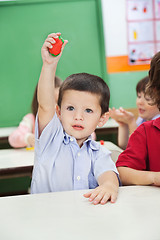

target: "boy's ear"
[97,112,109,127]
[56,105,61,120]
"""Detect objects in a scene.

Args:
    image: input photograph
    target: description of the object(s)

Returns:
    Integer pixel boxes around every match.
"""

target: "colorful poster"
[128,21,154,42]
[127,0,160,65]
[128,43,154,64]
[127,0,153,20]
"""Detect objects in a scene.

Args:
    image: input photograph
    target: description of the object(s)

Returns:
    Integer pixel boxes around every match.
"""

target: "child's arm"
[84,171,119,205]
[118,166,160,186]
[118,123,129,149]
[109,107,137,149]
[38,33,68,136]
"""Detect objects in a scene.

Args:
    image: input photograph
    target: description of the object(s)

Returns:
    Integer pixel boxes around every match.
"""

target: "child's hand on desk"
[84,182,118,205]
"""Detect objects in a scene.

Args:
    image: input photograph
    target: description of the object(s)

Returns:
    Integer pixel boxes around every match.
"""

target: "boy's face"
[136,91,160,120]
[56,90,109,147]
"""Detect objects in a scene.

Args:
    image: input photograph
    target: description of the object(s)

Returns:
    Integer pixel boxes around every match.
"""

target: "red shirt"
[116,117,160,171]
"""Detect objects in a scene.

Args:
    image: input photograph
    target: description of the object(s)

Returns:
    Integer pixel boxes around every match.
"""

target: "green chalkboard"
[0,0,106,127]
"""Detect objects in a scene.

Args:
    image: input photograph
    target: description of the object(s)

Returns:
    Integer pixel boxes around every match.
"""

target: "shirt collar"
[63,132,74,144]
[86,138,100,150]
[153,117,160,130]
[63,132,100,150]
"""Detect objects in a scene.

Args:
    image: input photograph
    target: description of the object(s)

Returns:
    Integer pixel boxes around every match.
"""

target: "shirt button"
[70,138,73,142]
[77,176,81,181]
[77,153,80,157]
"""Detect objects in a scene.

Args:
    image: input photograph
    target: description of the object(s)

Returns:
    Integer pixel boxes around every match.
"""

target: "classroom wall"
[101,0,148,108]
[0,0,150,127]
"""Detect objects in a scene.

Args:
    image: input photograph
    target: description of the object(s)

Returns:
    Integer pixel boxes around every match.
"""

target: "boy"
[116,51,160,186]
[31,33,119,205]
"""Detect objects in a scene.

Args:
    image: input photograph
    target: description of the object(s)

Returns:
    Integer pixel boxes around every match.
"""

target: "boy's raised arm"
[37,33,68,135]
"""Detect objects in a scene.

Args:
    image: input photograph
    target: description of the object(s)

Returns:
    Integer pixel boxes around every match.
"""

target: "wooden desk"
[0,186,159,240]
[102,141,122,152]
[0,148,34,196]
[96,118,119,135]
[0,127,17,149]
[0,148,34,179]
[102,141,123,163]
[0,127,16,141]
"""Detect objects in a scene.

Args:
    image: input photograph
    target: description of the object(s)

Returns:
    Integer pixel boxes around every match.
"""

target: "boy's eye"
[67,106,74,111]
[85,108,93,113]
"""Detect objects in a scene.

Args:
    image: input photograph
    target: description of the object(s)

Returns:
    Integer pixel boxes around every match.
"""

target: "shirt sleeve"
[93,146,119,180]
[116,124,148,170]
[35,113,63,156]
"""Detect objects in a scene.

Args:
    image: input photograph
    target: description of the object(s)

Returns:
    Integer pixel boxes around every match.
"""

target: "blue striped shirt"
[31,113,118,193]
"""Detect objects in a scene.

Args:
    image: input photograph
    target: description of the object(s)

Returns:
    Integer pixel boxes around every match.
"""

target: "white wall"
[101,0,128,56]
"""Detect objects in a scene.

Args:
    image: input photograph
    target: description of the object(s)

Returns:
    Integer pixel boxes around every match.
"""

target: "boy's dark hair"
[136,76,149,94]
[32,76,62,117]
[58,73,110,115]
[146,51,160,110]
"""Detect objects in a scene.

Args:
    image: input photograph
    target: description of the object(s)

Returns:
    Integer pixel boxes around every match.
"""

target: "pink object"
[8,113,35,148]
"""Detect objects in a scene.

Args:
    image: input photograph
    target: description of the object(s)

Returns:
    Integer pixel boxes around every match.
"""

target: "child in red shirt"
[116,51,160,186]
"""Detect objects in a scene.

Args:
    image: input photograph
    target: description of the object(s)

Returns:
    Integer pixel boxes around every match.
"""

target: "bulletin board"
[0,0,106,127]
[127,0,160,65]
[101,0,160,73]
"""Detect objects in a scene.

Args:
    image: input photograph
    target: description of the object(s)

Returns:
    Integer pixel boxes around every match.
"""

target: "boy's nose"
[74,111,83,120]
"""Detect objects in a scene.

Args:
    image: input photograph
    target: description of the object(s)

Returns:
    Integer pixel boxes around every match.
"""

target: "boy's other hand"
[83,182,118,205]
[41,32,68,65]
